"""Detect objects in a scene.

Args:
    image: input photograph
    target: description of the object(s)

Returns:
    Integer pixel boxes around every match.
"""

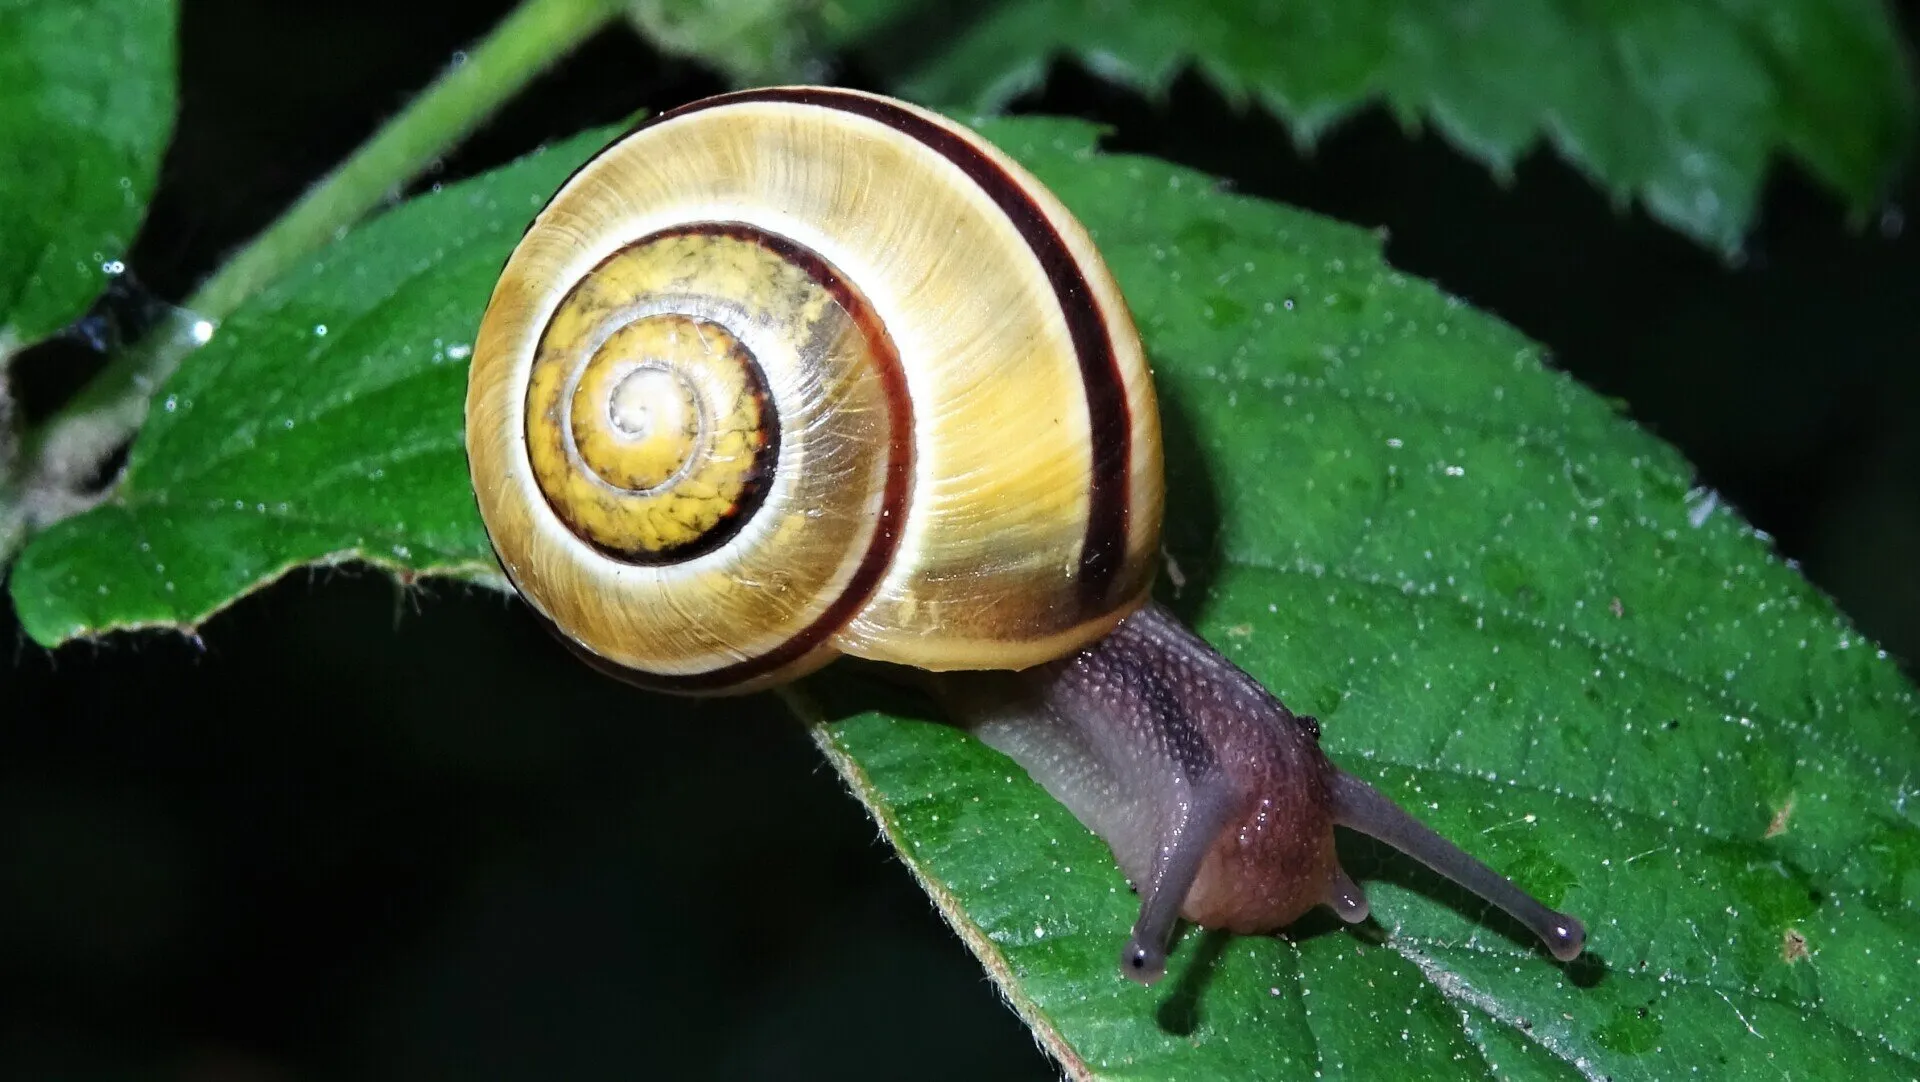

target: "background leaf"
[13,116,1919,1078]
[622,0,827,85]
[615,0,946,84]
[0,0,177,356]
[869,0,1917,255]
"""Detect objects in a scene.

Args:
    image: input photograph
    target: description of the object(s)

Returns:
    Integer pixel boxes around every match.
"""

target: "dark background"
[6,2,1918,1078]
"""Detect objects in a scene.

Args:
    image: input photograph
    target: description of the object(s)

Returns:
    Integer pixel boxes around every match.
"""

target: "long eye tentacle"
[1121,775,1238,985]
[1328,770,1586,962]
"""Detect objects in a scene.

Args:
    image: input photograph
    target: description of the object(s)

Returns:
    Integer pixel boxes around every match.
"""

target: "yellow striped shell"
[465,88,1163,693]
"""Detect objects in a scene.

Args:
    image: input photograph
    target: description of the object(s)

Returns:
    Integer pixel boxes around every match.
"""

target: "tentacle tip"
[1120,939,1167,986]
[1542,913,1587,963]
[1327,868,1370,925]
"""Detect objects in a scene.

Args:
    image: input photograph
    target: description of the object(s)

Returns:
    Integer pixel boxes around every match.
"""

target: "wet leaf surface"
[12,115,1918,1079]
[11,127,619,639]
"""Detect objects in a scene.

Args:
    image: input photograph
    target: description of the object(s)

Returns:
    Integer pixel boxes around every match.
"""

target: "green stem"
[3,0,620,565]
[188,0,618,321]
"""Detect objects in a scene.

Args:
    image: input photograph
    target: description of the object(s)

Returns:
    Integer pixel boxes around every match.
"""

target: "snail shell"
[466,88,1163,693]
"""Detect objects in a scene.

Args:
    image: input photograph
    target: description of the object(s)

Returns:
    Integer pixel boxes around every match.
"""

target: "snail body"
[466,87,1585,984]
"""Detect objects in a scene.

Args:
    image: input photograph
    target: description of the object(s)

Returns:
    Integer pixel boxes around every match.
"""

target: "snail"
[464,86,1587,985]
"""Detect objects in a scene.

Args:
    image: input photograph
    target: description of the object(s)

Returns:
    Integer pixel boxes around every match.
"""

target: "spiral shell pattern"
[466,88,1163,693]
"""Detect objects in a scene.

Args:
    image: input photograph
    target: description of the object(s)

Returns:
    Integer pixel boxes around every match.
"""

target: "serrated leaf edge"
[788,685,1096,1081]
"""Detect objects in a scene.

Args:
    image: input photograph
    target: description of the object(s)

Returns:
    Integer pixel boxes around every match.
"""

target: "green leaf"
[874,0,1917,255]
[14,116,1919,1078]
[9,126,621,642]
[0,0,177,357]
[817,0,918,42]
[621,0,831,85]
[618,0,943,86]
[807,120,1920,1078]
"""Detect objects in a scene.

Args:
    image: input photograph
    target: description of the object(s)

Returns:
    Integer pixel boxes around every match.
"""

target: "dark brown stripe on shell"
[527,222,913,693]
[659,87,1133,613]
